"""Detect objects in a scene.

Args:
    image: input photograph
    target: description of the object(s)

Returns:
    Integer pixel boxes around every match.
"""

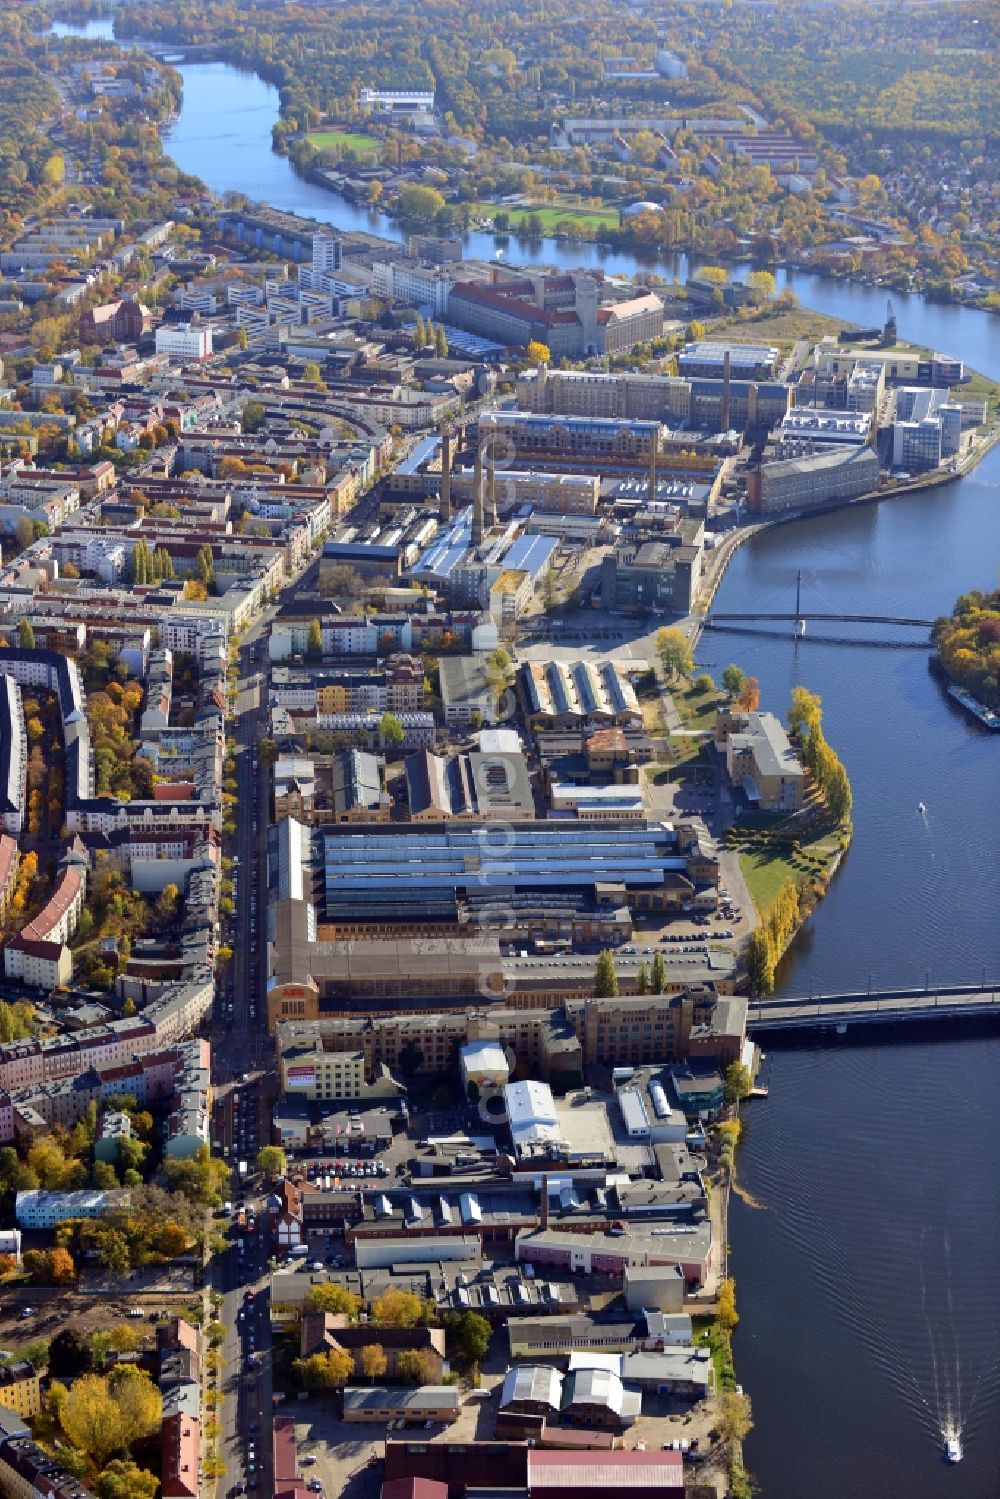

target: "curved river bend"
[59,25,1000,1497]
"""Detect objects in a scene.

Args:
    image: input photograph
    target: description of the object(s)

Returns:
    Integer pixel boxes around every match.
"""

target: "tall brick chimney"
[439,427,452,523]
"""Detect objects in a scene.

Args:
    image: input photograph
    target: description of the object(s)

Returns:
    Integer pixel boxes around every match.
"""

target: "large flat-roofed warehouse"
[319,821,701,921]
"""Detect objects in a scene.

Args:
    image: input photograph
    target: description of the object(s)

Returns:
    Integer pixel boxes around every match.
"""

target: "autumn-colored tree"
[95,1460,158,1499]
[359,1343,388,1383]
[59,1373,126,1464]
[48,1246,76,1285]
[736,675,760,712]
[294,1347,355,1390]
[526,340,550,367]
[396,1347,440,1385]
[158,1222,191,1258]
[109,1366,162,1448]
[371,1288,427,1329]
[302,1283,363,1319]
[656,626,694,681]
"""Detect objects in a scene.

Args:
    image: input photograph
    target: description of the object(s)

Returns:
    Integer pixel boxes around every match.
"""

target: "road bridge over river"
[748,981,1000,1034]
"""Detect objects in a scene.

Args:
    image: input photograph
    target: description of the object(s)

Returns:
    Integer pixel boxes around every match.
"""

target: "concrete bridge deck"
[707,612,934,627]
[748,982,1000,1033]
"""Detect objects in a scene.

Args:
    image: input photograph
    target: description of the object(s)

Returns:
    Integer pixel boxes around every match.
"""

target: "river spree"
[55,26,1000,1495]
[165,48,1000,1499]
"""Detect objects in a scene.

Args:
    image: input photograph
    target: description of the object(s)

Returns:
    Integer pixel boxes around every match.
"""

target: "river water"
[55,23,1000,1495]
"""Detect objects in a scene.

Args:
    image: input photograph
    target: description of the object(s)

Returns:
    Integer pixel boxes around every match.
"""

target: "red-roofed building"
[382,1479,449,1499]
[161,1412,200,1499]
[153,782,197,801]
[274,1414,310,1499]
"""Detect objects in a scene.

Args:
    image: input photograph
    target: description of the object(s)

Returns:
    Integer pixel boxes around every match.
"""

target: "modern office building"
[891,386,963,471]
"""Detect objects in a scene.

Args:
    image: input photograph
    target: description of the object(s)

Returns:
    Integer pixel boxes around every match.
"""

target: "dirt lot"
[0,1287,196,1358]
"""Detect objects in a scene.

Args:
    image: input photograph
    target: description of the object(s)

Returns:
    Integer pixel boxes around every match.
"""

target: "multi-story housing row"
[0,986,214,1141]
[269,656,425,714]
[0,676,27,836]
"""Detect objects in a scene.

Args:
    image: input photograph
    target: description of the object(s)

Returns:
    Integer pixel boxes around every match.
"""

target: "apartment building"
[0,1363,41,1420]
[0,676,26,835]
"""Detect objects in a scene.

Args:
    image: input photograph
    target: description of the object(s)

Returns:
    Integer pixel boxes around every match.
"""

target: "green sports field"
[308,129,381,161]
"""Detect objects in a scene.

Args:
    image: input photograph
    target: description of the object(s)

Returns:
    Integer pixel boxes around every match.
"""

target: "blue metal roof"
[501,532,558,580]
[396,432,440,477]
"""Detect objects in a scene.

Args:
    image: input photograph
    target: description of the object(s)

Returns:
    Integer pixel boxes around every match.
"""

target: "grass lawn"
[709,306,851,352]
[308,129,381,160]
[956,369,1000,405]
[730,808,845,919]
[477,201,621,233]
[674,680,725,730]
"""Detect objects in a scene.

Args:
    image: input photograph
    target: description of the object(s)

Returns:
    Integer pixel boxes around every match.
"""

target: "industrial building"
[677,341,779,380]
[748,443,880,514]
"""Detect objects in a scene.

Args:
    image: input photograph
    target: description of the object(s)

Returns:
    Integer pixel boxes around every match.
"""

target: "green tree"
[17,618,35,650]
[433,323,448,358]
[447,1309,491,1365]
[413,314,427,350]
[724,1061,752,1103]
[49,1327,93,1377]
[722,664,746,695]
[256,1145,286,1180]
[656,627,693,681]
[303,361,323,385]
[379,711,405,749]
[593,949,619,998]
[397,184,446,222]
[242,401,266,434]
[483,647,513,709]
[651,950,667,994]
[635,961,650,994]
[306,617,323,658]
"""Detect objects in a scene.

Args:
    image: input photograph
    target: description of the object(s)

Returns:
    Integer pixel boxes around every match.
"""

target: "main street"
[210,612,278,1499]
